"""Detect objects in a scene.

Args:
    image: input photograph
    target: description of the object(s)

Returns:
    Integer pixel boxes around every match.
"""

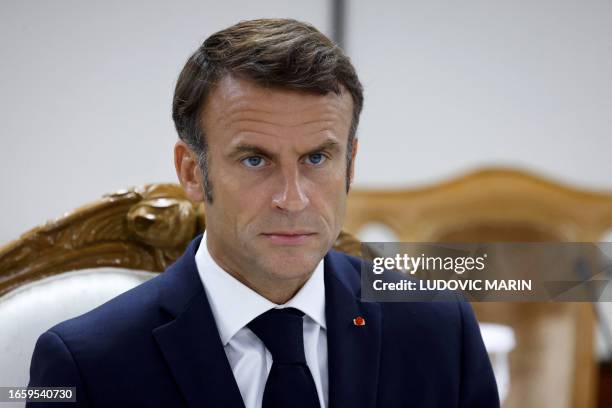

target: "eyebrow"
[229,138,342,160]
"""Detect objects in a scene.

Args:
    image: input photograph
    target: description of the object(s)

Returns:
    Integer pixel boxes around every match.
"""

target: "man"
[28,18,499,407]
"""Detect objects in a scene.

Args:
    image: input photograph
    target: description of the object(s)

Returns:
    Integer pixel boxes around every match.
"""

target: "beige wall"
[347,0,612,190]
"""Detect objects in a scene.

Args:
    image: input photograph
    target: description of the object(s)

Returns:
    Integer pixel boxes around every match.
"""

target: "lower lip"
[263,233,316,245]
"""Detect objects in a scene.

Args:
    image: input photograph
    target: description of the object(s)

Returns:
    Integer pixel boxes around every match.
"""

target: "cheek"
[215,171,272,228]
[311,174,348,226]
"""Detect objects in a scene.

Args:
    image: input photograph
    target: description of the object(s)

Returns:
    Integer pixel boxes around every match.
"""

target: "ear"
[348,137,359,185]
[174,140,205,202]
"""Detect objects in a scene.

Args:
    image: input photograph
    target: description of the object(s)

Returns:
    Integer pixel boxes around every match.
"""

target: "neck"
[227,269,309,304]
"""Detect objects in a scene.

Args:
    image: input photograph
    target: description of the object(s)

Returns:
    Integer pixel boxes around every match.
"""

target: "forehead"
[201,75,354,142]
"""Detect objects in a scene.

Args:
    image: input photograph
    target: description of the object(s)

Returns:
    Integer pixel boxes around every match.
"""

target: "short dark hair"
[172,18,364,202]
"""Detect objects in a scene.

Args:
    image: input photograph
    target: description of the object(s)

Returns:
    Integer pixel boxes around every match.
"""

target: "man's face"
[200,75,356,292]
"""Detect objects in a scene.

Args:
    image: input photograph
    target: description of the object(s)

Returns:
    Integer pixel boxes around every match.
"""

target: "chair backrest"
[344,167,612,408]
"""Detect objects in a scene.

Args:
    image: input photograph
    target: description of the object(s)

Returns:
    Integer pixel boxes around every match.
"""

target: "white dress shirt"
[195,231,328,408]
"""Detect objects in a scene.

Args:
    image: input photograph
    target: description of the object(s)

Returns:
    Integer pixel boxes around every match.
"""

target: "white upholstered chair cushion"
[0,268,156,395]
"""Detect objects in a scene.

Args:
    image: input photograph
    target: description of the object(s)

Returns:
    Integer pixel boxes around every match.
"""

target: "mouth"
[261,231,317,246]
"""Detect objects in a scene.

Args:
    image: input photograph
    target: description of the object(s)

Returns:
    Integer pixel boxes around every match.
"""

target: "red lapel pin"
[353,316,366,326]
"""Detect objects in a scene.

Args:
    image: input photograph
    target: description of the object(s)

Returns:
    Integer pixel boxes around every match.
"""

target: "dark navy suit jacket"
[28,234,499,407]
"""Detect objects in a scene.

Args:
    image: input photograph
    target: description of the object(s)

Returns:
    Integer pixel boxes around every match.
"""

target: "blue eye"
[305,153,326,165]
[242,156,266,168]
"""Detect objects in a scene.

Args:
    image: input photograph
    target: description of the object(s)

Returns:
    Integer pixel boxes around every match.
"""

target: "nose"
[271,164,310,213]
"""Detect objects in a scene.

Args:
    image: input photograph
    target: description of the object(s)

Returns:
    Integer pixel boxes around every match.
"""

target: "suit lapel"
[152,236,245,408]
[325,251,382,408]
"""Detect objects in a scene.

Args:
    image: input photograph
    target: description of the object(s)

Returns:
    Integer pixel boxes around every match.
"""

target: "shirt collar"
[195,231,326,346]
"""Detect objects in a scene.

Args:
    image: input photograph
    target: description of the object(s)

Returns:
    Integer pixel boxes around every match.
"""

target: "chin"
[262,251,322,280]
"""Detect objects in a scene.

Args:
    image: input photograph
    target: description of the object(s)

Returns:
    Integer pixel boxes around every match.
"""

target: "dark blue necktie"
[247,307,322,408]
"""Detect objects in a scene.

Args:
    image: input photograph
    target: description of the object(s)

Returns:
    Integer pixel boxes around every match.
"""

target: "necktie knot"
[247,307,306,364]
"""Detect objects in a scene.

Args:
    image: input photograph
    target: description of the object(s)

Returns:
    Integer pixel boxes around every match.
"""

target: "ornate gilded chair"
[343,167,612,408]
